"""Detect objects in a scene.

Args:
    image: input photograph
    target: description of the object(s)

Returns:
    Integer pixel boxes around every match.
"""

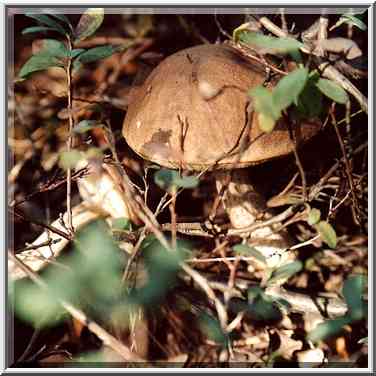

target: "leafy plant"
[237,30,350,133]
[308,275,367,343]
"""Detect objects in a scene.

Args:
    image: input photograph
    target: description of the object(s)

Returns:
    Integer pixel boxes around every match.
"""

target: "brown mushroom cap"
[123,44,320,171]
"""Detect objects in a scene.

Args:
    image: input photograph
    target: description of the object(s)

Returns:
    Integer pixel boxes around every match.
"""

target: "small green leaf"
[295,78,323,119]
[47,13,73,31]
[315,221,337,248]
[74,119,104,134]
[74,8,104,42]
[70,49,86,58]
[18,53,64,78]
[307,316,352,343]
[154,169,178,190]
[307,208,321,226]
[154,169,199,191]
[25,13,67,35]
[249,86,281,121]
[58,150,83,170]
[247,288,282,322]
[316,78,349,104]
[343,275,366,321]
[173,175,199,189]
[239,31,304,54]
[199,313,228,346]
[76,45,121,64]
[331,14,367,32]
[258,112,277,133]
[111,217,132,231]
[358,337,368,345]
[273,67,309,111]
[34,39,69,58]
[268,261,303,285]
[13,280,66,327]
[22,26,58,35]
[233,244,266,264]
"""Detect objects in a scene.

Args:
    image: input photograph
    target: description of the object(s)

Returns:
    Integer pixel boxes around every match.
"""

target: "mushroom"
[122,44,321,267]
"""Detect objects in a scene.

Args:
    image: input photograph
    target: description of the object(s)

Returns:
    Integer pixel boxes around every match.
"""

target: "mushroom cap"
[123,44,320,171]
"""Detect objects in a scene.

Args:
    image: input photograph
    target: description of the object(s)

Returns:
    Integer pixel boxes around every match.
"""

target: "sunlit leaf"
[295,77,323,118]
[307,208,321,226]
[111,217,132,231]
[239,31,304,54]
[273,67,308,110]
[58,150,83,170]
[74,8,104,42]
[258,112,277,133]
[316,78,349,104]
[343,275,366,321]
[233,244,266,264]
[315,220,337,248]
[307,316,351,343]
[13,280,66,327]
[249,86,280,119]
[32,39,69,58]
[268,261,303,285]
[331,14,367,32]
[18,53,64,78]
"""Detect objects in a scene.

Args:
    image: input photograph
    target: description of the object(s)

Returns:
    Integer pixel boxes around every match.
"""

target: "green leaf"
[316,78,349,104]
[307,208,321,226]
[233,244,266,264]
[70,48,86,58]
[307,316,352,343]
[154,169,199,191]
[22,26,58,35]
[358,337,368,345]
[76,45,121,64]
[73,119,104,134]
[315,221,337,248]
[47,13,73,31]
[13,280,66,327]
[295,78,323,119]
[239,31,304,54]
[25,13,67,35]
[18,53,64,78]
[34,39,69,58]
[247,288,282,322]
[74,8,104,42]
[249,86,281,121]
[199,313,228,346]
[343,275,366,321]
[258,112,277,133]
[173,175,199,189]
[58,150,83,170]
[332,14,367,32]
[111,217,132,231]
[268,261,303,285]
[273,67,309,111]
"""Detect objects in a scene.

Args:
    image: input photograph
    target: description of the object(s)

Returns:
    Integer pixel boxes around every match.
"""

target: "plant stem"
[66,36,74,234]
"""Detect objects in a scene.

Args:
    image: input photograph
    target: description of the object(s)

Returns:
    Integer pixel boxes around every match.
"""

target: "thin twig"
[65,35,74,234]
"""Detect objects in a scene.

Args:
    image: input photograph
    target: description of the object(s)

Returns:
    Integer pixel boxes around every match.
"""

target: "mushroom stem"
[215,169,293,267]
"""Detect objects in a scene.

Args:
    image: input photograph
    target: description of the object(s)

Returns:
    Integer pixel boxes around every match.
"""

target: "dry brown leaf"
[316,37,362,60]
